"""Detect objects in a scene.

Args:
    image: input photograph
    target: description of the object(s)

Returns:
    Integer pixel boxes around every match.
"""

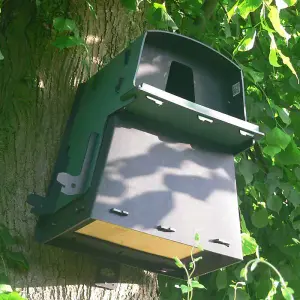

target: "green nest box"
[28,30,263,279]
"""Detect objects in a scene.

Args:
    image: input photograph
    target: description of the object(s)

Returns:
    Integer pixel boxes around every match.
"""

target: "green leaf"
[277,107,291,125]
[267,195,282,213]
[288,190,300,207]
[238,0,263,19]
[0,50,3,60]
[52,36,85,50]
[241,65,264,83]
[228,2,240,21]
[180,284,192,294]
[5,251,29,271]
[268,6,291,41]
[194,233,200,242]
[268,33,281,67]
[194,256,202,263]
[238,159,259,184]
[120,0,137,11]
[276,141,300,165]
[174,257,184,269]
[277,49,299,82]
[241,233,258,256]
[281,286,294,300]
[147,3,178,31]
[216,270,227,290]
[263,145,281,157]
[265,127,291,150]
[234,28,256,54]
[250,259,259,271]
[251,208,269,228]
[191,280,205,289]
[294,167,300,180]
[53,18,78,34]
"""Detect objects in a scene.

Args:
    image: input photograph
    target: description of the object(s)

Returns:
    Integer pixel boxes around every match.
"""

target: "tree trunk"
[0,0,159,299]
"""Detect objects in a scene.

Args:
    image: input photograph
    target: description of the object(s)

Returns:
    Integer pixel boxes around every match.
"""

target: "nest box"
[28,30,263,280]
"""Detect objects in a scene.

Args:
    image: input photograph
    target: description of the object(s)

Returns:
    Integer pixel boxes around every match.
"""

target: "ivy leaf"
[268,33,281,67]
[238,0,263,19]
[191,281,206,289]
[265,127,291,150]
[234,28,256,54]
[52,36,85,50]
[180,284,192,294]
[268,6,291,41]
[267,195,282,213]
[174,257,184,268]
[241,233,258,256]
[281,286,294,300]
[251,208,269,228]
[263,145,281,157]
[120,0,137,11]
[238,159,259,184]
[276,141,300,165]
[216,270,227,290]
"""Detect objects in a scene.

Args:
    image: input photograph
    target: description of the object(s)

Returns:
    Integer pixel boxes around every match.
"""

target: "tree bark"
[0,0,159,299]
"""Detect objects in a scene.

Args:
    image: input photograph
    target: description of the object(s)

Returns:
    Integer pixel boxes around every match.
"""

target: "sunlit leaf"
[228,2,240,21]
[0,49,3,60]
[263,145,281,157]
[268,6,291,41]
[238,0,263,19]
[180,284,192,294]
[241,233,258,256]
[268,33,281,67]
[277,49,299,82]
[191,281,206,289]
[265,127,291,150]
[234,28,256,54]
[174,257,184,268]
[281,286,294,300]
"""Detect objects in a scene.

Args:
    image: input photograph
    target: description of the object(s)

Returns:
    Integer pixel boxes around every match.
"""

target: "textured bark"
[0,0,159,299]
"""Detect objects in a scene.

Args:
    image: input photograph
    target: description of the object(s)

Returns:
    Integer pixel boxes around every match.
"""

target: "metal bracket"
[57,133,98,195]
[95,260,121,290]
